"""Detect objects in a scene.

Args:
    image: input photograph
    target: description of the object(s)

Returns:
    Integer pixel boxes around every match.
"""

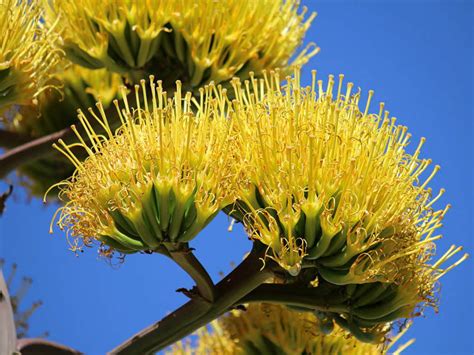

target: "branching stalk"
[110,243,273,354]
[165,243,216,303]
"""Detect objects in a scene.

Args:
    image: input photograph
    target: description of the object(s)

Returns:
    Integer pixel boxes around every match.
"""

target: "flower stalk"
[164,243,215,303]
[110,243,274,354]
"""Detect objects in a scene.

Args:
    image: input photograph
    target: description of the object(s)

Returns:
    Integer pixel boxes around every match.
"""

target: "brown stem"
[0,127,73,179]
[109,243,273,354]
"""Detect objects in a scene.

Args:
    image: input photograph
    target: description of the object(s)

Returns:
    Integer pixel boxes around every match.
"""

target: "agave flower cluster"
[229,70,452,283]
[46,0,318,88]
[51,70,465,340]
[0,0,61,110]
[170,303,413,354]
[52,78,236,254]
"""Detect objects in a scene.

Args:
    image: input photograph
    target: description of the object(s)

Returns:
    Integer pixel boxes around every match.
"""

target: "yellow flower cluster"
[0,0,61,110]
[46,0,318,88]
[170,303,413,354]
[50,70,465,332]
[228,70,456,286]
[50,78,235,254]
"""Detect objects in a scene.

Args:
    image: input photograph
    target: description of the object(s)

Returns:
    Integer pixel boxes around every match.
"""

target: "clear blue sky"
[1,1,473,354]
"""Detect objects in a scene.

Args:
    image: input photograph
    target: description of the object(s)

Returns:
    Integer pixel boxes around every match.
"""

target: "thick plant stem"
[110,244,273,354]
[239,284,349,313]
[165,243,216,303]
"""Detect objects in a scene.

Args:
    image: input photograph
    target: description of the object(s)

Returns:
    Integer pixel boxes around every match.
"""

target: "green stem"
[110,243,273,354]
[165,243,215,303]
[239,284,349,313]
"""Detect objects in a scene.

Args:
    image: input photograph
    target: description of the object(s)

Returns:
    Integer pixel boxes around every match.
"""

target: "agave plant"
[0,1,468,354]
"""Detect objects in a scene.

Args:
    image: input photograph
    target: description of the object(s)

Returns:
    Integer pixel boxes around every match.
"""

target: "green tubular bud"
[126,208,161,249]
[108,25,136,68]
[98,235,137,254]
[352,293,411,321]
[318,245,357,268]
[306,213,343,260]
[317,267,355,285]
[345,283,358,297]
[351,283,375,300]
[63,42,105,69]
[333,316,383,344]
[181,201,198,232]
[108,209,140,239]
[173,30,187,65]
[161,30,177,59]
[352,305,413,328]
[369,285,400,306]
[190,63,205,89]
[321,229,347,257]
[168,190,195,242]
[352,283,391,308]
[137,35,163,69]
[140,187,164,241]
[301,200,323,249]
[179,209,219,243]
[106,227,147,251]
[156,182,172,233]
[306,233,333,260]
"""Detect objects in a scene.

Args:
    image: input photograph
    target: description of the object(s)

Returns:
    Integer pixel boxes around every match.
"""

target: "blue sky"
[1,1,473,354]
